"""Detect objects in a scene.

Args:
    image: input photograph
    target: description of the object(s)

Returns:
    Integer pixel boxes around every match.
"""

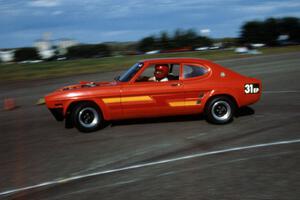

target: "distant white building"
[34,40,52,52]
[58,39,78,49]
[34,33,78,59]
[0,50,15,62]
[34,39,55,59]
[34,38,78,59]
[56,39,78,55]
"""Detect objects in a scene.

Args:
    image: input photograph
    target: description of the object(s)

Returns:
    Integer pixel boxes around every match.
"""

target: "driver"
[149,64,169,82]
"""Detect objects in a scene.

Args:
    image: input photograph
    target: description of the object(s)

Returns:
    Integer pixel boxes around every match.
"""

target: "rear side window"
[183,64,208,79]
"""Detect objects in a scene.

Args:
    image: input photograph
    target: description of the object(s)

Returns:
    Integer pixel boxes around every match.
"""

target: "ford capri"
[45,58,262,132]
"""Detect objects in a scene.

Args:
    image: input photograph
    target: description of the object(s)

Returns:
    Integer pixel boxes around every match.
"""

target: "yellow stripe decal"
[122,96,153,102]
[185,100,199,106]
[103,96,153,104]
[102,98,121,104]
[169,100,199,107]
[169,101,185,107]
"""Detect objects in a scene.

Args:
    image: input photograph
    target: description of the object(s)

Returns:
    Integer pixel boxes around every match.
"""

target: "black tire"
[205,96,236,124]
[72,102,104,133]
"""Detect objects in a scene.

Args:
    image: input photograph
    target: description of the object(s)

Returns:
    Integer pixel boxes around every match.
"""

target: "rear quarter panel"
[203,62,262,108]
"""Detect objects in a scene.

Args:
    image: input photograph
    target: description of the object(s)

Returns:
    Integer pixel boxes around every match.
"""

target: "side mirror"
[114,75,120,81]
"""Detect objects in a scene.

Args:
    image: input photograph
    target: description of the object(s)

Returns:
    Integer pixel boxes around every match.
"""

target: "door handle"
[171,83,182,87]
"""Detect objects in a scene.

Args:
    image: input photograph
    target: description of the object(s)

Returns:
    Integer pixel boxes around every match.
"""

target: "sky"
[0,0,300,48]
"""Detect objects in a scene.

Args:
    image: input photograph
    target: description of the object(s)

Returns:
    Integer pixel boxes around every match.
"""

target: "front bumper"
[49,108,64,121]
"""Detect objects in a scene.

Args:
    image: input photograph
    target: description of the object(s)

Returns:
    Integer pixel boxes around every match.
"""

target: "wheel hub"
[211,101,231,121]
[81,111,94,124]
[214,104,228,117]
[78,107,99,128]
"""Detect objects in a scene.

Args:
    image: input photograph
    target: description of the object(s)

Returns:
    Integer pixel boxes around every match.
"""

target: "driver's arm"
[148,76,156,81]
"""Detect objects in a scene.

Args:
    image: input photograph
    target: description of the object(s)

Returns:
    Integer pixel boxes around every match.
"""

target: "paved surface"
[0,52,299,200]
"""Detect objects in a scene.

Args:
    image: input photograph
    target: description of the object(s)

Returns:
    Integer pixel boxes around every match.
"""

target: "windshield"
[118,62,144,82]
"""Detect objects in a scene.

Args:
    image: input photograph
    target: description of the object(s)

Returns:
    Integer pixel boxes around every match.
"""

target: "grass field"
[0,45,299,81]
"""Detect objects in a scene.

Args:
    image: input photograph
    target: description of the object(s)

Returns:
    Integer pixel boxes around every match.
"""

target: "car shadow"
[235,106,255,117]
[110,106,255,127]
[110,114,205,127]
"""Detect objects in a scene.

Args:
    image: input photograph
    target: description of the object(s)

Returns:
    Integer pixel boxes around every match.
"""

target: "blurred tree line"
[9,16,300,62]
[66,44,111,59]
[240,17,300,46]
[138,29,212,52]
[14,48,40,62]
[12,43,112,61]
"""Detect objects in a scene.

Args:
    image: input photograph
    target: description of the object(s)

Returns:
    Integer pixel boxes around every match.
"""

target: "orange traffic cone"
[4,98,17,110]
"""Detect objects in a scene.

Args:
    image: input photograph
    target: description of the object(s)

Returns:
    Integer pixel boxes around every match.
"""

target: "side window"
[183,64,208,79]
[136,63,180,82]
[141,64,155,77]
[136,64,156,82]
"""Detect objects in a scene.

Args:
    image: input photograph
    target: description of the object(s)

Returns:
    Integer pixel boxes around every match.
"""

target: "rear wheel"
[72,102,104,133]
[205,96,235,124]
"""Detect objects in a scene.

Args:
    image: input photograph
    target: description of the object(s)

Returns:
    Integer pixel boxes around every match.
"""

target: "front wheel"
[205,96,235,124]
[72,102,104,133]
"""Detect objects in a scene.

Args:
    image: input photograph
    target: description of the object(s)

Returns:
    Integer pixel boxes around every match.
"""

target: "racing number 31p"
[244,83,259,94]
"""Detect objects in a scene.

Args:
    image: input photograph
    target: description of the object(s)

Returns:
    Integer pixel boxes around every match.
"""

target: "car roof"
[140,57,213,64]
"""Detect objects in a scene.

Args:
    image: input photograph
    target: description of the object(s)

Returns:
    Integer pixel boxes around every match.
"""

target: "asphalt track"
[0,52,299,200]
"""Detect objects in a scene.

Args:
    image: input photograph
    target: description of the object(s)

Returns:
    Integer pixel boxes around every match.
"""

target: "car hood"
[58,81,118,91]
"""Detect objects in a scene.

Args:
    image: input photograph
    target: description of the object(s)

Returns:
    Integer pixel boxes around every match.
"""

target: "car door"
[120,63,186,119]
[181,63,211,114]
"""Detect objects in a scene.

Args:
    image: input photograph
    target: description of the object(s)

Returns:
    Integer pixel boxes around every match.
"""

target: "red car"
[45,58,261,132]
